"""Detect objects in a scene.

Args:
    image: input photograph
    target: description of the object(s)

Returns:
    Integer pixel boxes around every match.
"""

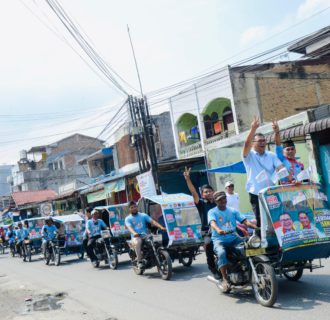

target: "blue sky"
[0,0,330,164]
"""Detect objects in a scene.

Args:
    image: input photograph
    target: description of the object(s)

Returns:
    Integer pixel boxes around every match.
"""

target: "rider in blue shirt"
[41,217,57,257]
[208,191,257,291]
[15,221,29,255]
[85,209,108,264]
[125,201,166,269]
[5,225,16,249]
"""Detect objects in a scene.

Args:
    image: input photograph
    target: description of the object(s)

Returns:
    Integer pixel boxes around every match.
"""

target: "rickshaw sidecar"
[259,183,330,280]
[95,204,131,256]
[53,214,85,263]
[138,193,203,267]
[24,217,46,258]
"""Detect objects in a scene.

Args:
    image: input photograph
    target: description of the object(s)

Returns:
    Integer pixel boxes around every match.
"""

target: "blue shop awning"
[207,161,246,174]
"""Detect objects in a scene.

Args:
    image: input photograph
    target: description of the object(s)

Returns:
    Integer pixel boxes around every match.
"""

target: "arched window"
[204,115,213,138]
[222,107,234,131]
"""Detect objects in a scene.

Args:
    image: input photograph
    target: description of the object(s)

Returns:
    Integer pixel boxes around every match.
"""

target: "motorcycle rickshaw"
[50,214,85,266]
[138,193,203,268]
[94,203,131,268]
[208,183,330,307]
[259,183,330,283]
[23,217,46,262]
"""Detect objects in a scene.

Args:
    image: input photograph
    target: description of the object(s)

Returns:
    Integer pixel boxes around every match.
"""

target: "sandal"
[221,280,231,293]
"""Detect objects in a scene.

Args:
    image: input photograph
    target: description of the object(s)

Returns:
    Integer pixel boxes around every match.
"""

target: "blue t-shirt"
[15,227,29,240]
[125,213,152,236]
[42,224,58,241]
[6,230,16,241]
[86,219,107,237]
[275,145,304,182]
[208,206,246,243]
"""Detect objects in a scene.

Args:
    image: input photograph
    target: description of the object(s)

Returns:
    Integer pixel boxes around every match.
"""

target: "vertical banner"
[136,170,157,198]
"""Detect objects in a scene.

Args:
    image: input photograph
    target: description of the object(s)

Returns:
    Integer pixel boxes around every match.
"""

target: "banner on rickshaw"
[162,205,202,245]
[27,218,44,239]
[262,184,330,251]
[107,205,131,237]
[64,220,84,246]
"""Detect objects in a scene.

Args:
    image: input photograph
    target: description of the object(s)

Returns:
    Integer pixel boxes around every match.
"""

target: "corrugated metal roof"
[12,190,58,206]
[266,117,330,143]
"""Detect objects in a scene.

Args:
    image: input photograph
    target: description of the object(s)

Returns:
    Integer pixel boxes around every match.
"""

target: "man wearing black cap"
[208,191,257,291]
[272,120,304,183]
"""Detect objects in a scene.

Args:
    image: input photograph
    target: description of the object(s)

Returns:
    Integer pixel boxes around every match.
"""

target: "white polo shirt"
[243,149,282,195]
[226,193,240,211]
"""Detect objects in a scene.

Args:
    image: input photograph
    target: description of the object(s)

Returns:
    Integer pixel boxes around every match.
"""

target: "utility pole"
[128,95,160,194]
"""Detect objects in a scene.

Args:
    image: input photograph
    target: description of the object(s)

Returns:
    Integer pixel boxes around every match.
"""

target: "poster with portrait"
[108,204,131,237]
[28,218,44,239]
[64,220,84,246]
[162,205,202,246]
[261,184,330,251]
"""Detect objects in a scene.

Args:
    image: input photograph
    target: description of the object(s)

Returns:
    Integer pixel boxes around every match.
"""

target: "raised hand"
[251,116,260,130]
[183,166,191,180]
[272,119,279,133]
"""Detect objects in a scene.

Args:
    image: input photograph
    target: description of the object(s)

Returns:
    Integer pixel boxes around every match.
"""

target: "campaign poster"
[162,204,202,246]
[65,221,84,246]
[262,184,330,251]
[108,205,131,237]
[28,219,44,239]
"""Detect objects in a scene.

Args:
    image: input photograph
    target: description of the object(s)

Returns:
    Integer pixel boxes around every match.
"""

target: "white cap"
[225,181,234,188]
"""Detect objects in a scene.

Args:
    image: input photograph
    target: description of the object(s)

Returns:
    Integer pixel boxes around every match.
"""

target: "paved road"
[1,250,330,320]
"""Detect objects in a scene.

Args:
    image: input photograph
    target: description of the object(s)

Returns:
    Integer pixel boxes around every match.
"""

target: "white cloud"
[297,0,330,20]
[239,26,268,47]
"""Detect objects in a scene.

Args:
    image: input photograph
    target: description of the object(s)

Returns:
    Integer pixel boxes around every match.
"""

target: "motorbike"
[207,232,278,307]
[44,238,61,266]
[21,239,33,262]
[90,230,118,269]
[127,233,172,280]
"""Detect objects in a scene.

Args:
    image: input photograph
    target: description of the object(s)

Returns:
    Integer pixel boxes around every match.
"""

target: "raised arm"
[272,119,281,146]
[183,166,200,204]
[243,116,260,157]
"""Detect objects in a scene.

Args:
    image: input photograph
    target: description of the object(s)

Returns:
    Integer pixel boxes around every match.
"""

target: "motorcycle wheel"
[44,249,51,265]
[54,247,61,266]
[283,269,303,281]
[22,245,26,262]
[106,247,118,270]
[252,262,278,307]
[27,246,32,262]
[181,253,193,267]
[157,250,172,280]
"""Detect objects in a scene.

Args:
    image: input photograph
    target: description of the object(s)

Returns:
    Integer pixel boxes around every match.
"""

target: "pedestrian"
[242,116,284,227]
[183,167,220,279]
[224,181,239,211]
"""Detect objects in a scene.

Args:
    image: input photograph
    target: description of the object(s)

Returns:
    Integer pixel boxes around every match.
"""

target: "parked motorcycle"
[127,233,172,280]
[207,233,278,307]
[91,230,118,269]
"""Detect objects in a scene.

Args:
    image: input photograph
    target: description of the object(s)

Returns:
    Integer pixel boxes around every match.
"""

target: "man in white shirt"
[242,116,284,227]
[225,181,240,211]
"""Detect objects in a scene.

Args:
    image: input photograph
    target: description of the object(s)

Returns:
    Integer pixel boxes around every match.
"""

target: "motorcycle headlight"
[248,235,261,249]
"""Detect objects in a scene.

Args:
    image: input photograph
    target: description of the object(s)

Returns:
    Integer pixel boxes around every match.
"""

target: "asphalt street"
[0,251,329,320]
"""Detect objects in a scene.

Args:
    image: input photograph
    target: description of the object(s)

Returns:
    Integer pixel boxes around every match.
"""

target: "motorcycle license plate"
[24,240,31,244]
[153,234,163,242]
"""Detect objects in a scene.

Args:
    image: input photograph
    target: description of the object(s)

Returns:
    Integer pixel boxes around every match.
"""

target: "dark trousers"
[204,235,217,273]
[249,193,261,227]
[83,236,89,257]
[86,236,100,262]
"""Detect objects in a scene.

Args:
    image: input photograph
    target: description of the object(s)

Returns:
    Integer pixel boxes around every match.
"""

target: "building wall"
[0,165,13,196]
[231,59,330,132]
[115,134,137,168]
